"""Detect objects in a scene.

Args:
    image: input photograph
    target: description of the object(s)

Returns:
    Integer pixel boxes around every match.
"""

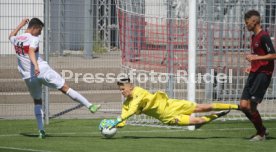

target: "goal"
[116,0,276,128]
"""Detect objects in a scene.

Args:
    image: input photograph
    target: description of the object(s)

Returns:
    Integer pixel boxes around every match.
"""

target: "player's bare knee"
[34,99,42,105]
[239,102,250,111]
[60,83,69,94]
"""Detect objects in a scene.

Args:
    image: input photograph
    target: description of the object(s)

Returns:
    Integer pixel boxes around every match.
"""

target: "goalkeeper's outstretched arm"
[114,106,128,128]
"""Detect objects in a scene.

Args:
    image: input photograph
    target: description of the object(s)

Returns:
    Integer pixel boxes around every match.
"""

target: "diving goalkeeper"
[109,78,240,129]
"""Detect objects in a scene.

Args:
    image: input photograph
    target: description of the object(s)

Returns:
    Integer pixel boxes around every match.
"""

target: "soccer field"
[0,119,276,152]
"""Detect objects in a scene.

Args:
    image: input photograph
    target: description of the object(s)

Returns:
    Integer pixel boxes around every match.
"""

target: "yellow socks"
[212,103,238,110]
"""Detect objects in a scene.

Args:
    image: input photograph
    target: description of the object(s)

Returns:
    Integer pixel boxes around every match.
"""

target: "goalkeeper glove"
[109,117,122,129]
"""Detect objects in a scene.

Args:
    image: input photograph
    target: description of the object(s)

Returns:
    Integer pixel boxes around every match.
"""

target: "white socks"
[66,88,92,108]
[34,104,44,131]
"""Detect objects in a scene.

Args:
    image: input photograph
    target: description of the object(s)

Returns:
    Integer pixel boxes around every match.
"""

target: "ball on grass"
[101,127,117,138]
[99,119,117,138]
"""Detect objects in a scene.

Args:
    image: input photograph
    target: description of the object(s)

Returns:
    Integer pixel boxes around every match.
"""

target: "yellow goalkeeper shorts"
[161,99,196,125]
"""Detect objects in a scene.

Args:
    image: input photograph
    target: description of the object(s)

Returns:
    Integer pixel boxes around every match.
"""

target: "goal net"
[116,0,276,127]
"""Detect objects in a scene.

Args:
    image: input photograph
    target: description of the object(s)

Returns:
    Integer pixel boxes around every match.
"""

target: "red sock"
[251,111,265,136]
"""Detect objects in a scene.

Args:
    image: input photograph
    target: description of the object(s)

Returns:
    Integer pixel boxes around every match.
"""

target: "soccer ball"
[101,127,117,138]
[99,119,117,138]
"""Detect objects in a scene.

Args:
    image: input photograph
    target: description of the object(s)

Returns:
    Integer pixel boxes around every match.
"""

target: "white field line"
[0,127,275,137]
[0,146,55,152]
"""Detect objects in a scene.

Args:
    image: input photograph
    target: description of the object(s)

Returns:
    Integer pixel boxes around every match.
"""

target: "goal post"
[187,0,196,131]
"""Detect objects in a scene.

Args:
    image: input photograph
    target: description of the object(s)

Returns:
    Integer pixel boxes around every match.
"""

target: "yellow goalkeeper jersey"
[118,86,196,127]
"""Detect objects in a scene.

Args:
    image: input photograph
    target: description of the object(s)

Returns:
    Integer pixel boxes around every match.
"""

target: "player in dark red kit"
[240,10,276,141]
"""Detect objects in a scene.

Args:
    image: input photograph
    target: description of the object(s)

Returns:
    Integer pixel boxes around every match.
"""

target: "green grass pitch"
[0,119,276,152]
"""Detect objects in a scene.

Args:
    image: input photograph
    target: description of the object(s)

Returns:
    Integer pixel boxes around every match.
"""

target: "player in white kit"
[9,18,101,139]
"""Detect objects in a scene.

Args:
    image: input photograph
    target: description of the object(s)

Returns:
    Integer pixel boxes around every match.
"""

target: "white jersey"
[10,33,47,79]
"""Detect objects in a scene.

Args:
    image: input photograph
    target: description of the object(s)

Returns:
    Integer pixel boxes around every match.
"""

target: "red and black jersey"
[250,30,275,75]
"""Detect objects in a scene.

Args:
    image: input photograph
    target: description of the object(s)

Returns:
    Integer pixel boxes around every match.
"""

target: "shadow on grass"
[266,137,276,140]
[20,133,101,138]
[47,120,66,125]
[122,135,276,141]
[120,136,228,140]
[20,133,58,138]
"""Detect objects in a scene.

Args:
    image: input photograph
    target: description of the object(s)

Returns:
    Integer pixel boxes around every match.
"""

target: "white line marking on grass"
[0,146,54,152]
[0,127,275,137]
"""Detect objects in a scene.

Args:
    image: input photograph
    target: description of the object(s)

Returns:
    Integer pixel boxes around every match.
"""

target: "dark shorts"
[241,72,272,103]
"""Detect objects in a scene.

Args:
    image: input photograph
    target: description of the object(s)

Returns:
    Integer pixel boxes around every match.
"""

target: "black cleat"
[216,109,231,118]
[195,110,230,130]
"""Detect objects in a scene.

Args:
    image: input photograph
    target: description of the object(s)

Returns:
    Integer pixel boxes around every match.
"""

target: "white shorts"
[24,64,65,99]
